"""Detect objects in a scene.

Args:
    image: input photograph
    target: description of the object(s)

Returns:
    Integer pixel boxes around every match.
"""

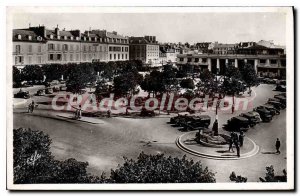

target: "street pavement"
[13,84,287,182]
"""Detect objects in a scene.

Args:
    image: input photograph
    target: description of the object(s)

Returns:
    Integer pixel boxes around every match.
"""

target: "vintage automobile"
[182,115,211,131]
[274,85,286,92]
[140,107,155,117]
[267,99,285,110]
[223,116,250,132]
[35,89,45,96]
[254,107,273,122]
[52,86,60,92]
[273,95,286,107]
[45,87,53,94]
[257,104,280,115]
[240,111,262,127]
[14,90,30,99]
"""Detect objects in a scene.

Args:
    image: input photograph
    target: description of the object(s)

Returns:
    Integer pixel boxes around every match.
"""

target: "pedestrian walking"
[228,137,234,152]
[212,119,218,136]
[107,109,111,118]
[78,105,82,119]
[236,145,240,157]
[239,132,245,147]
[275,138,281,154]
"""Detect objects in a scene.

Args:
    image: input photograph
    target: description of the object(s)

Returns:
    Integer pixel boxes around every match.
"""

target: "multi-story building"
[212,43,238,55]
[129,36,159,65]
[91,30,129,62]
[159,44,181,64]
[12,26,129,68]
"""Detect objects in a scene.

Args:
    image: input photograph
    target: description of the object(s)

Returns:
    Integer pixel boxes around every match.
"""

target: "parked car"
[268,99,285,109]
[240,111,261,127]
[140,108,155,117]
[60,86,67,91]
[182,115,211,131]
[52,86,60,92]
[45,87,53,94]
[274,85,286,92]
[14,90,30,99]
[223,116,250,132]
[257,104,280,115]
[273,95,286,107]
[254,107,273,122]
[35,89,45,96]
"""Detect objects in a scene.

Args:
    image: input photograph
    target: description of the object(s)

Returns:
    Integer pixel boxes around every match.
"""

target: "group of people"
[228,131,245,157]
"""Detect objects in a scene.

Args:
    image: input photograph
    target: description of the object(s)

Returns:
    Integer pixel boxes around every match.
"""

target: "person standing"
[212,119,218,136]
[228,137,234,152]
[239,132,245,147]
[276,138,281,154]
[236,145,240,157]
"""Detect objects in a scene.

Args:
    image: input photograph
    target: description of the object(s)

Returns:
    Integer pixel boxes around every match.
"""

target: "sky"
[12,12,287,45]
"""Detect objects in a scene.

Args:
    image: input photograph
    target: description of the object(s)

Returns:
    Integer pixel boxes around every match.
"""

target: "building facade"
[13,26,129,68]
[129,36,159,65]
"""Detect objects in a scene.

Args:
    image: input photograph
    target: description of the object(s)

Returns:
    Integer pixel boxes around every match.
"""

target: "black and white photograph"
[6,6,294,190]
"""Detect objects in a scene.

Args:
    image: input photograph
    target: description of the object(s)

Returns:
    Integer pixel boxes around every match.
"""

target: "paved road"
[13,84,287,182]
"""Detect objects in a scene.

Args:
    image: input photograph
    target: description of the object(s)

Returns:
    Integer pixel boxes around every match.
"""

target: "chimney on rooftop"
[55,24,60,36]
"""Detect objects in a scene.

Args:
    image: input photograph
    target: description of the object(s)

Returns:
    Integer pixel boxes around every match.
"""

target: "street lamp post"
[213,68,220,136]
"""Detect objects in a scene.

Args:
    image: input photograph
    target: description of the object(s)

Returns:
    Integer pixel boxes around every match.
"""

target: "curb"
[176,132,260,160]
[13,99,28,107]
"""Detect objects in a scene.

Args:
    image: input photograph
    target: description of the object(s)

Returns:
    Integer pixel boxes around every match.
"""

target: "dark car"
[140,107,155,117]
[274,85,286,92]
[240,111,261,127]
[223,116,250,132]
[268,99,285,109]
[254,107,273,122]
[45,88,53,94]
[182,115,211,131]
[52,86,60,92]
[35,89,45,96]
[258,104,280,115]
[273,95,286,107]
[14,90,30,99]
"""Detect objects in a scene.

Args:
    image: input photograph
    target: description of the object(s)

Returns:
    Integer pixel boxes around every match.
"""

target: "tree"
[259,165,287,182]
[240,63,259,91]
[13,128,103,184]
[180,78,195,89]
[141,70,165,97]
[13,66,23,87]
[110,152,216,183]
[162,64,178,93]
[42,63,65,82]
[21,65,44,83]
[66,63,96,94]
[222,65,243,113]
[229,172,247,183]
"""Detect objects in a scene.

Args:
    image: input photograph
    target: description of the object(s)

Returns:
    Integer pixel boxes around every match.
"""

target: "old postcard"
[6,6,294,190]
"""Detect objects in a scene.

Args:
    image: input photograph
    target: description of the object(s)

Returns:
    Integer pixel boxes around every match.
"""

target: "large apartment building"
[129,36,159,65]
[13,26,129,68]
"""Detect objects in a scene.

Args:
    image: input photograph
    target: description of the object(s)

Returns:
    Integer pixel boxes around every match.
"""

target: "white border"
[6,6,294,190]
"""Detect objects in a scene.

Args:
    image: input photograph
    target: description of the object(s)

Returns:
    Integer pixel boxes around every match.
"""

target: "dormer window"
[64,36,67,40]
[84,37,86,41]
[50,35,54,39]
[95,37,97,41]
[37,36,42,41]
[28,35,32,40]
[76,37,79,41]
[89,37,92,41]
[17,34,22,40]
[70,36,74,40]
[57,35,60,39]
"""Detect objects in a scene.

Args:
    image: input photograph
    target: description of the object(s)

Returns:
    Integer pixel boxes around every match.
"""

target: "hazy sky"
[13,12,286,45]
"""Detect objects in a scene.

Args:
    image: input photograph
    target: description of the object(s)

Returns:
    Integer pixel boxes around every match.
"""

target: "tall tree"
[13,66,23,87]
[240,63,259,91]
[21,65,44,83]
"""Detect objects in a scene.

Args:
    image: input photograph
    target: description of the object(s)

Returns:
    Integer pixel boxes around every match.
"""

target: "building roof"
[13,29,44,42]
[214,43,237,48]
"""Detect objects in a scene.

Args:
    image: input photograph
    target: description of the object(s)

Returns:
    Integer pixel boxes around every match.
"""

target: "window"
[83,54,86,61]
[114,54,116,60]
[259,59,266,64]
[202,58,207,63]
[38,45,42,53]
[110,54,112,60]
[70,54,73,61]
[28,56,32,64]
[28,36,32,40]
[194,58,199,62]
[28,45,32,53]
[37,56,42,64]
[76,45,80,51]
[187,58,192,62]
[76,54,80,61]
[15,56,24,64]
[125,54,128,59]
[118,54,120,59]
[63,44,68,51]
[100,46,102,52]
[89,46,92,51]
[83,45,87,52]
[270,59,277,64]
[57,44,61,51]
[49,54,54,61]
[70,45,74,51]
[17,34,22,40]
[48,44,54,51]
[122,54,124,59]
[122,47,124,52]
[16,45,21,53]
[63,54,67,61]
[57,54,62,61]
